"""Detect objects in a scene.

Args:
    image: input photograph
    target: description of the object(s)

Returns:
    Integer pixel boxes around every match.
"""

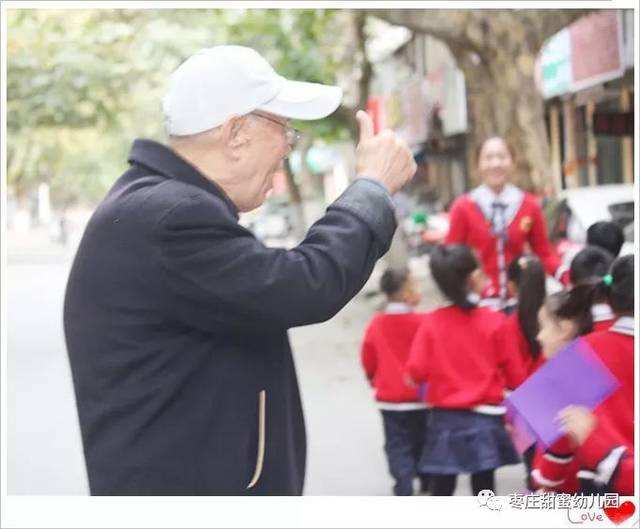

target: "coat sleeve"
[527,199,561,277]
[360,323,378,383]
[531,436,578,493]
[157,179,397,332]
[575,422,635,495]
[444,197,468,245]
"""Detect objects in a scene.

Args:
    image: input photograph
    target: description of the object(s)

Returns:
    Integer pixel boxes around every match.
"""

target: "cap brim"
[257,77,343,120]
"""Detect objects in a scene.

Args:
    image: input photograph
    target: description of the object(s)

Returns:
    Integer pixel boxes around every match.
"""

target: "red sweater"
[531,436,580,493]
[576,428,634,495]
[446,193,560,296]
[581,326,634,448]
[406,306,526,409]
[361,311,425,403]
[532,321,634,494]
[498,312,545,380]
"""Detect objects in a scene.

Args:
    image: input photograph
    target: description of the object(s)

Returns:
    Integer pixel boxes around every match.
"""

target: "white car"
[548,183,635,257]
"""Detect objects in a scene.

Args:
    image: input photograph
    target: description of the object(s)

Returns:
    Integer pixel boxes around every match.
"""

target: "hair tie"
[603,274,613,286]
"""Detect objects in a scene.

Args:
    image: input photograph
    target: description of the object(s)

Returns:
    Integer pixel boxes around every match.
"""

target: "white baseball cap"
[162,46,343,136]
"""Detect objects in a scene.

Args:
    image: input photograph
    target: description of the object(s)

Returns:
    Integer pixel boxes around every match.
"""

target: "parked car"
[547,184,635,257]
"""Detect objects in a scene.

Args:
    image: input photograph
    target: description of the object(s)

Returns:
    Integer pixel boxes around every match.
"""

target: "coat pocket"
[246,389,266,489]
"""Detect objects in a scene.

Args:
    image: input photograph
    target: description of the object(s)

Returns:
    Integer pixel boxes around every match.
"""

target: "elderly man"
[64,46,416,495]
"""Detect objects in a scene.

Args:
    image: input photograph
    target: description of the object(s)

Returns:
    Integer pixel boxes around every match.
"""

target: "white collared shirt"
[469,183,525,228]
[592,303,614,322]
[384,302,413,314]
[611,316,634,336]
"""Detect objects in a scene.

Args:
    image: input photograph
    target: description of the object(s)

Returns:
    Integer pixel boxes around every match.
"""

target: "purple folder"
[504,400,537,454]
[505,338,619,448]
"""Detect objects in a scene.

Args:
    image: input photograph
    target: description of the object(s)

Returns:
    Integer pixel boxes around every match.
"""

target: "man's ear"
[220,115,249,160]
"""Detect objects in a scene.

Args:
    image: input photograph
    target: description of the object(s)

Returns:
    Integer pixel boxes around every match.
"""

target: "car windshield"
[623,222,634,243]
[608,201,634,230]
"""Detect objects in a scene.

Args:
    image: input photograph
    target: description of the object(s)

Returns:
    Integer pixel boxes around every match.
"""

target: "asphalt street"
[7,247,525,496]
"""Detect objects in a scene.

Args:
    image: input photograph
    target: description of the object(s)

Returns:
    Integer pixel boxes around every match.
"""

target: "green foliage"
[7,8,355,206]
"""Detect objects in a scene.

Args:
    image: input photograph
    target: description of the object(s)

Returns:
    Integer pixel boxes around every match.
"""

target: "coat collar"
[384,302,413,314]
[128,139,239,219]
[591,303,614,322]
[610,316,634,336]
[470,183,524,228]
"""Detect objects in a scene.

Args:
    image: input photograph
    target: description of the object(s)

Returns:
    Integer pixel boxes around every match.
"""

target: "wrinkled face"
[478,137,513,192]
[233,112,292,212]
[537,305,577,359]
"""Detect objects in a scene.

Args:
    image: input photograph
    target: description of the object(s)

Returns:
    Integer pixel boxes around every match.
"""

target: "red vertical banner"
[366,96,384,134]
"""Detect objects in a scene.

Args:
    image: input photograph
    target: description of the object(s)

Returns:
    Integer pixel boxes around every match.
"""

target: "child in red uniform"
[529,287,595,493]
[559,406,633,495]
[531,255,634,493]
[503,255,547,377]
[407,244,525,495]
[500,255,547,489]
[569,246,615,332]
[361,267,429,496]
[571,255,634,493]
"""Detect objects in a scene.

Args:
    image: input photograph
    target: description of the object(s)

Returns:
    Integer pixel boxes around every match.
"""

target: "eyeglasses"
[251,112,301,149]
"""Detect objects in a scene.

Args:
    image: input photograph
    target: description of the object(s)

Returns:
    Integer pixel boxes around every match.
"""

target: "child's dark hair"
[380,267,410,298]
[430,244,478,309]
[544,286,594,336]
[604,254,634,315]
[507,255,546,358]
[546,254,634,330]
[587,221,624,257]
[570,246,614,286]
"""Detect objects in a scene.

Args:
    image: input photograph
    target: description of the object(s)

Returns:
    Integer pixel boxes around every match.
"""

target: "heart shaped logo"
[604,501,635,525]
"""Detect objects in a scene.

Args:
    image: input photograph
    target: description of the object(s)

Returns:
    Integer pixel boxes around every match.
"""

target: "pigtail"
[510,256,546,359]
[552,283,597,336]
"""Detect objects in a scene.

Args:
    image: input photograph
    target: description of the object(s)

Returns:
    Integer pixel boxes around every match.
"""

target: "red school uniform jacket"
[531,436,580,493]
[591,303,615,333]
[532,318,634,493]
[361,311,425,403]
[498,312,545,380]
[446,192,560,296]
[406,305,526,409]
[576,428,634,495]
[581,319,634,447]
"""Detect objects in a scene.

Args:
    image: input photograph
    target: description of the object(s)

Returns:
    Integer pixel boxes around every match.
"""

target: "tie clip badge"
[520,215,533,233]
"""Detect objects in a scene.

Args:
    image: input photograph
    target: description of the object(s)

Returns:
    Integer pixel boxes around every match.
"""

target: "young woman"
[446,137,560,308]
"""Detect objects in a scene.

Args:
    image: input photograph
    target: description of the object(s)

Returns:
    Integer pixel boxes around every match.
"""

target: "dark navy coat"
[64,139,396,495]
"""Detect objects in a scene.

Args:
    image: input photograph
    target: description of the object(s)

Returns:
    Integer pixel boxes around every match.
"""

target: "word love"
[567,511,604,524]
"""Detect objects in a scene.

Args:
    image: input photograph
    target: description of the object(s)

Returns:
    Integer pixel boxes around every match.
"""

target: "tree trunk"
[284,157,307,242]
[453,45,551,191]
[372,9,591,193]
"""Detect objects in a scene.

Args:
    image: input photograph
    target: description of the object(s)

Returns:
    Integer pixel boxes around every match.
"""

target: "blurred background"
[5,8,635,495]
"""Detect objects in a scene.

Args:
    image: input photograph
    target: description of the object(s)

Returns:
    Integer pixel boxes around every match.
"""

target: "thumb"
[356,110,374,143]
